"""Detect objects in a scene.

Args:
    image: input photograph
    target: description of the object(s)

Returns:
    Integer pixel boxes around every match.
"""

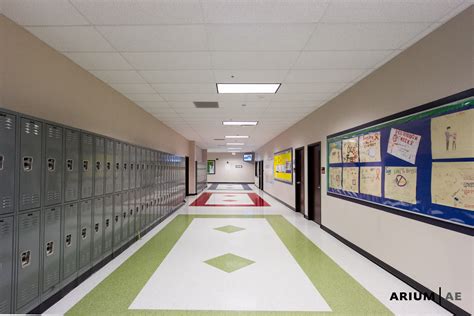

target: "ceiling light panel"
[217,84,280,94]
[227,143,244,146]
[223,121,258,126]
[225,135,249,139]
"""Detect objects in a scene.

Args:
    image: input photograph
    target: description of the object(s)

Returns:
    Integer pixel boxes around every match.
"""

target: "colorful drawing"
[431,108,474,159]
[432,162,474,211]
[342,137,359,163]
[273,148,293,184]
[384,167,417,204]
[329,167,342,190]
[359,132,381,162]
[360,167,382,197]
[329,141,342,164]
[342,167,359,193]
[387,128,421,164]
[207,160,215,174]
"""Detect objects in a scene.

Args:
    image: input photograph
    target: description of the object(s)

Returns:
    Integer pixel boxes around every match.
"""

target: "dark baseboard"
[261,189,295,211]
[320,225,470,316]
[29,205,183,314]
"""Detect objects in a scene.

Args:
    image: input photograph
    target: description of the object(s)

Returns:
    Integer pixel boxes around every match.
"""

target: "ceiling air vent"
[194,101,219,108]
[214,138,225,141]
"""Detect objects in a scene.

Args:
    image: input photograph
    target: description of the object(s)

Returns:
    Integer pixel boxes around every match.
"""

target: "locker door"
[134,190,140,234]
[122,144,130,190]
[44,125,63,206]
[136,148,141,189]
[16,210,40,310]
[94,137,105,196]
[114,142,122,192]
[121,192,129,242]
[64,129,79,202]
[19,118,42,211]
[103,195,113,254]
[130,146,136,189]
[0,216,13,313]
[80,134,93,199]
[140,188,146,229]
[145,150,150,187]
[79,200,92,269]
[92,197,103,262]
[42,206,61,294]
[113,193,122,249]
[62,203,78,280]
[0,112,16,215]
[105,139,114,194]
[128,191,135,239]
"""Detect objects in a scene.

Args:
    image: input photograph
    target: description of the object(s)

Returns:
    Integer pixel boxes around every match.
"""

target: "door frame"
[185,156,189,196]
[294,146,305,214]
[307,141,322,224]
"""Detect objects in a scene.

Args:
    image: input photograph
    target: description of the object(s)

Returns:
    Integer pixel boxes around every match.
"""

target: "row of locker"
[196,162,208,193]
[0,108,186,314]
[0,111,185,215]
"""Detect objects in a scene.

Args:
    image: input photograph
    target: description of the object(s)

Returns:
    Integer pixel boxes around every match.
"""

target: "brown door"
[308,143,321,224]
[295,147,305,213]
[258,161,264,190]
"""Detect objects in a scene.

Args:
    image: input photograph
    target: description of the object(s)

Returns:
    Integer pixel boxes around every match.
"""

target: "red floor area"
[190,192,270,207]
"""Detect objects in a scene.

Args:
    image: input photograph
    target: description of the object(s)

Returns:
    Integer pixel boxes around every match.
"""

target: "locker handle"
[123,212,126,218]
[66,159,73,171]
[65,234,72,247]
[116,162,120,170]
[95,223,99,232]
[46,241,54,256]
[106,219,110,227]
[83,160,89,171]
[124,163,127,170]
[129,209,133,215]
[23,156,33,172]
[47,158,56,171]
[81,227,87,239]
[96,161,101,170]
[136,207,139,214]
[115,215,119,222]
[106,162,111,170]
[20,250,31,268]
[0,154,4,170]
[131,163,134,170]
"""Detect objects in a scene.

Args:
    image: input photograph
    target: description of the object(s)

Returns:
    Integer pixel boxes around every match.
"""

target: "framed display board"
[274,148,293,184]
[207,160,215,175]
[327,90,473,233]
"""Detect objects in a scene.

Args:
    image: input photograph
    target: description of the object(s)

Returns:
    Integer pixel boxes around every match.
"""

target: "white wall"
[207,153,255,183]
[256,7,473,314]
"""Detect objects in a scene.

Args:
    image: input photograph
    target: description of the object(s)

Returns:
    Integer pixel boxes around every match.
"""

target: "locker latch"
[46,241,54,256]
[81,227,87,239]
[129,209,133,215]
[124,163,127,170]
[83,160,89,171]
[47,158,56,172]
[116,162,120,170]
[21,250,31,268]
[131,163,134,170]
[65,234,72,247]
[0,154,4,170]
[123,212,126,218]
[115,215,119,222]
[23,156,33,172]
[107,162,111,170]
[95,223,99,232]
[67,159,73,171]
[96,161,101,170]
[105,219,110,227]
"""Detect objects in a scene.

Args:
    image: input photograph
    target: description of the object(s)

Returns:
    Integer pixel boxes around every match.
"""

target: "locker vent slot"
[46,241,54,256]
[47,158,56,171]
[0,114,14,130]
[0,300,8,314]
[24,121,40,135]
[48,126,61,139]
[0,154,3,170]
[23,156,33,171]
[0,219,12,236]
[1,196,13,210]
[81,227,87,239]
[94,223,99,232]
[67,159,74,171]
[65,234,72,247]
[21,193,40,208]
[47,190,60,202]
[21,250,31,268]
[66,131,79,142]
[83,160,89,171]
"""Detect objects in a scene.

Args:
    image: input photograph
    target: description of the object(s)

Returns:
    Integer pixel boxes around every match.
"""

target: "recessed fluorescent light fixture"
[227,143,244,146]
[222,121,258,126]
[217,83,280,94]
[227,148,242,150]
[225,135,249,139]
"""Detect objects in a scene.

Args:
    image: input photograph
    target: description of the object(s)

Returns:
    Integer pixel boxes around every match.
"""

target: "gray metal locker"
[44,125,63,206]
[64,129,80,202]
[136,148,142,189]
[80,134,93,199]
[103,195,113,254]
[0,112,16,215]
[92,198,103,262]
[145,149,150,187]
[122,144,130,190]
[121,192,129,241]
[114,141,122,192]
[134,189,140,233]
[128,191,135,239]
[19,118,42,211]
[140,188,146,229]
[130,146,136,189]
[16,210,40,310]
[42,206,61,294]
[105,139,114,194]
[94,137,105,196]
[113,193,122,249]
[62,203,78,280]
[79,200,92,269]
[0,216,13,313]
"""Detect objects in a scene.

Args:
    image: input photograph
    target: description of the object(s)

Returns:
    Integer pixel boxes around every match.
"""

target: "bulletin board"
[274,148,293,184]
[327,91,474,232]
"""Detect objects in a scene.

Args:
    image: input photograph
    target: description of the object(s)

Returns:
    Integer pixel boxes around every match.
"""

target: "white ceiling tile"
[285,69,366,83]
[271,93,330,101]
[90,70,145,84]
[207,24,315,51]
[321,1,464,23]
[26,26,114,52]
[294,50,394,69]
[109,83,155,94]
[278,83,345,93]
[2,0,88,25]
[97,25,209,51]
[211,52,300,70]
[305,23,432,50]
[161,94,219,102]
[214,70,287,83]
[152,83,217,94]
[201,0,328,23]
[63,52,132,70]
[140,70,215,84]
[134,101,170,109]
[122,52,212,70]
[123,93,164,102]
[71,0,203,24]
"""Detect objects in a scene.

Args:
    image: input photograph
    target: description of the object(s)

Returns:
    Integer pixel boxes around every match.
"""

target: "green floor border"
[66,215,392,316]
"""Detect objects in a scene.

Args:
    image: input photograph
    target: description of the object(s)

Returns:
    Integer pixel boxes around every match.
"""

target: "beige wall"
[256,7,473,313]
[207,153,254,183]
[0,15,190,157]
